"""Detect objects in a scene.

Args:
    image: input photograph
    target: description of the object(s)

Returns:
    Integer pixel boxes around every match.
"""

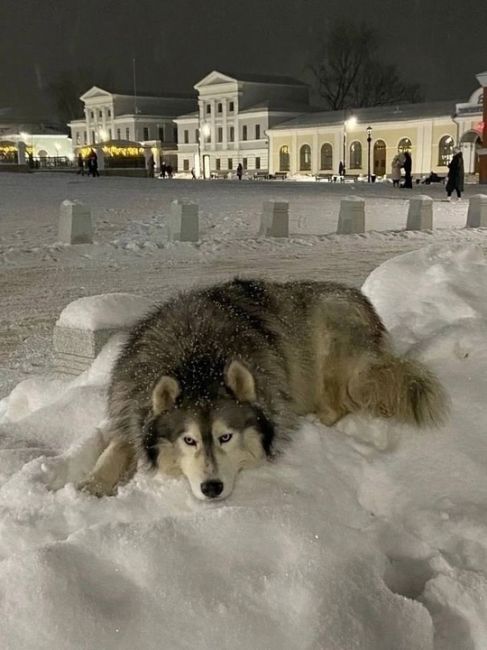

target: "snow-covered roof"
[270,100,459,131]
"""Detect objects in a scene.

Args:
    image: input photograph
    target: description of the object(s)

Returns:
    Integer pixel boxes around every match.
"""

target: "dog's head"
[142,360,274,500]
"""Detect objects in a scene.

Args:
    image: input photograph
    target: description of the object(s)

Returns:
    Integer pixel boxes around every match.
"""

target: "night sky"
[1,0,486,118]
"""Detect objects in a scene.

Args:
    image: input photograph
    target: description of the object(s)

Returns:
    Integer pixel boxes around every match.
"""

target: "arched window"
[373,140,387,175]
[349,141,362,169]
[279,145,290,171]
[320,143,333,170]
[398,138,412,153]
[438,135,454,166]
[300,144,311,171]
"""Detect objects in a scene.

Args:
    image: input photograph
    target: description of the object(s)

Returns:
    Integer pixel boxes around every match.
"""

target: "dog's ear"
[225,360,256,402]
[152,376,180,414]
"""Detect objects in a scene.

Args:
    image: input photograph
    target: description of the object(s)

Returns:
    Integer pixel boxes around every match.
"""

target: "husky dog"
[80,279,447,500]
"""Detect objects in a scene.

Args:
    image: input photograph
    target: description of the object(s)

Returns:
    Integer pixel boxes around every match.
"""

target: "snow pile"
[1,244,487,649]
[56,293,155,330]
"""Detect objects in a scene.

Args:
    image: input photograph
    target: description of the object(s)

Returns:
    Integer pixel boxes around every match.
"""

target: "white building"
[0,113,71,163]
[175,70,312,177]
[68,86,196,167]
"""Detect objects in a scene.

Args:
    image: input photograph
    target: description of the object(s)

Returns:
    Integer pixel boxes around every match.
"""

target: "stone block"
[336,196,365,234]
[466,194,487,228]
[259,201,289,237]
[169,200,199,242]
[58,200,93,244]
[406,195,433,231]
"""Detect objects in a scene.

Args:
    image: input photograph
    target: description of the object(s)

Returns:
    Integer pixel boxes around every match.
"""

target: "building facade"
[267,80,485,179]
[175,70,312,177]
[68,86,196,168]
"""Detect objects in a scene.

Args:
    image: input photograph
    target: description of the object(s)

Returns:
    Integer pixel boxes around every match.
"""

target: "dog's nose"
[200,480,224,498]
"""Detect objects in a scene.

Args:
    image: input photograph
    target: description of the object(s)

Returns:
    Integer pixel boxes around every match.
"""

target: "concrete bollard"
[406,195,433,231]
[58,200,93,244]
[259,201,289,237]
[169,200,199,242]
[336,196,365,234]
[466,194,487,228]
[53,293,154,376]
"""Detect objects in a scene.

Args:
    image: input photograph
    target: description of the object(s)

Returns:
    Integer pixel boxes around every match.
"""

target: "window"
[279,145,290,171]
[206,104,211,115]
[184,130,189,144]
[255,157,261,170]
[229,101,234,112]
[320,143,333,170]
[299,144,311,171]
[75,132,80,145]
[438,135,454,166]
[242,125,247,141]
[217,127,223,143]
[255,125,261,139]
[143,127,149,140]
[83,132,87,144]
[228,158,233,170]
[229,126,235,142]
[90,111,94,119]
[116,128,121,140]
[183,159,189,171]
[158,126,164,142]
[243,157,248,169]
[108,129,112,140]
[99,110,103,118]
[216,158,221,170]
[126,127,130,139]
[91,131,95,144]
[398,137,412,153]
[349,141,362,169]
[218,103,222,113]
[108,109,112,118]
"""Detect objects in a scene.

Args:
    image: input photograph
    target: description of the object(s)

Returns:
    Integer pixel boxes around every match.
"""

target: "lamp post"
[366,126,372,183]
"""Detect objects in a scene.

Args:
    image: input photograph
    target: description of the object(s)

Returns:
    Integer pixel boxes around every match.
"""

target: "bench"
[210,171,229,180]
[315,172,333,182]
[253,171,270,180]
[272,171,288,180]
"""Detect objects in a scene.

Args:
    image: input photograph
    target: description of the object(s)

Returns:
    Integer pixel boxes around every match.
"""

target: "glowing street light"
[198,122,211,179]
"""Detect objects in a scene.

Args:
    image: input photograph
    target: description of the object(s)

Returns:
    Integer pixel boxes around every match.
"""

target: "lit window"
[438,135,454,166]
[320,143,333,170]
[300,144,311,171]
[398,138,412,153]
[279,145,290,171]
[349,141,362,169]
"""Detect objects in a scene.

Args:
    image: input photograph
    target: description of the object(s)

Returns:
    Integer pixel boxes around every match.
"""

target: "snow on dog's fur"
[80,278,448,500]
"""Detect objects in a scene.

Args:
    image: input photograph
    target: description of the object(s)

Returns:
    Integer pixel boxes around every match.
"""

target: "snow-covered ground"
[1,173,487,649]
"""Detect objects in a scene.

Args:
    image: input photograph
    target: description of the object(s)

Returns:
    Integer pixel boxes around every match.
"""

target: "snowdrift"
[1,244,487,650]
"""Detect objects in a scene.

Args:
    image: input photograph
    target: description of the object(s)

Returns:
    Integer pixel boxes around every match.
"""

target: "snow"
[56,293,155,330]
[1,172,487,648]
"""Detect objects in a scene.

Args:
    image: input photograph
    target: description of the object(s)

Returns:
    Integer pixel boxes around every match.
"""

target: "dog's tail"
[348,354,449,427]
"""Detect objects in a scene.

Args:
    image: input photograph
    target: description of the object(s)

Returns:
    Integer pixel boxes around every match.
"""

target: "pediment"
[194,71,237,90]
[80,86,112,101]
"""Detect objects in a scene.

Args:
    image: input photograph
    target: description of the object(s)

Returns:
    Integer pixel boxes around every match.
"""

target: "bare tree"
[309,21,422,110]
[48,68,112,124]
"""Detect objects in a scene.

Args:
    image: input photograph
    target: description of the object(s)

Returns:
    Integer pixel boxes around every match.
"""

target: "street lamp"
[342,116,357,176]
[366,126,372,183]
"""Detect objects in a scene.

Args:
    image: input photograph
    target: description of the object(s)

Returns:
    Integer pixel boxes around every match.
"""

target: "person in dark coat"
[402,151,413,188]
[88,149,99,177]
[338,161,345,177]
[445,147,464,200]
[236,162,243,180]
[77,153,85,176]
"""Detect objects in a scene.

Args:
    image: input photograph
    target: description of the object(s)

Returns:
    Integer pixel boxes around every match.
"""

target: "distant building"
[0,110,71,163]
[267,80,484,178]
[68,86,196,169]
[175,70,313,177]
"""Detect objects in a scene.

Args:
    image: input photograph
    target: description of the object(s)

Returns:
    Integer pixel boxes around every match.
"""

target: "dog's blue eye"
[183,436,197,446]
[219,433,233,444]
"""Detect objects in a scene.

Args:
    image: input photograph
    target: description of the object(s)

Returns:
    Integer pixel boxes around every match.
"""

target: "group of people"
[390,152,413,188]
[146,155,174,178]
[390,147,464,199]
[77,150,99,177]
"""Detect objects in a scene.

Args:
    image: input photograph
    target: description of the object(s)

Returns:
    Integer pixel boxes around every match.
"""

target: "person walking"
[445,146,464,201]
[391,154,404,188]
[88,149,99,177]
[338,160,345,177]
[236,162,243,181]
[402,151,413,188]
[77,153,85,176]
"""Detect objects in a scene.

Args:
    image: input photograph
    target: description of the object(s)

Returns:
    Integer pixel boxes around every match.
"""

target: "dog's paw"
[77,475,117,498]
